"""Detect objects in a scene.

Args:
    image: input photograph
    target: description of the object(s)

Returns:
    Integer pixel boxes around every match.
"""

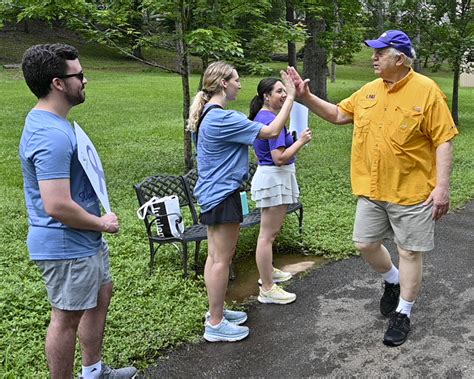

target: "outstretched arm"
[287,67,352,125]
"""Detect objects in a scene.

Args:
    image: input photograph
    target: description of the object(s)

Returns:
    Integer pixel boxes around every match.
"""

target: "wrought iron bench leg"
[298,207,304,235]
[194,241,201,275]
[182,242,189,278]
[149,241,159,274]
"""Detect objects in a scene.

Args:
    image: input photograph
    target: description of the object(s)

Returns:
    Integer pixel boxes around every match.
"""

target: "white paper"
[74,121,111,213]
[289,102,309,139]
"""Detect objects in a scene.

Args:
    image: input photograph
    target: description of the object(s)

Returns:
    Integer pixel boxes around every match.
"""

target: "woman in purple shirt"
[249,78,312,305]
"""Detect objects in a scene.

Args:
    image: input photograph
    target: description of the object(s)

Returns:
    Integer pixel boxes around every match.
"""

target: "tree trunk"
[198,57,208,91]
[330,60,336,83]
[130,1,144,60]
[286,0,297,68]
[23,19,29,33]
[413,28,422,73]
[451,64,459,126]
[303,14,328,100]
[374,3,384,35]
[176,2,193,172]
[331,0,339,83]
[132,44,144,60]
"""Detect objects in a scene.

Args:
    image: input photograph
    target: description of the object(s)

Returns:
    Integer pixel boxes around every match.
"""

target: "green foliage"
[363,0,473,74]
[0,31,473,376]
[186,27,244,61]
[244,19,308,61]
[301,0,366,64]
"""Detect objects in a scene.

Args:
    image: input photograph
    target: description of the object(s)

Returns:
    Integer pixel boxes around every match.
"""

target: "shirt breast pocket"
[354,99,377,138]
[391,106,424,146]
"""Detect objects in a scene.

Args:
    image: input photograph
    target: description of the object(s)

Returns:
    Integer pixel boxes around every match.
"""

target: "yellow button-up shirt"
[338,69,458,205]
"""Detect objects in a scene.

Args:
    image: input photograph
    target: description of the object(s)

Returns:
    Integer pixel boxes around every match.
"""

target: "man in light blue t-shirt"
[19,44,136,378]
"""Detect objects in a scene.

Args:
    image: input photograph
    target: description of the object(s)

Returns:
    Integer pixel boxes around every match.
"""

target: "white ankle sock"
[396,297,415,318]
[82,361,102,379]
[208,317,225,328]
[382,265,399,284]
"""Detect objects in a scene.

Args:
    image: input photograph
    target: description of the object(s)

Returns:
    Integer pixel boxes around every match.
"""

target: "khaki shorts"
[35,240,112,311]
[352,196,435,252]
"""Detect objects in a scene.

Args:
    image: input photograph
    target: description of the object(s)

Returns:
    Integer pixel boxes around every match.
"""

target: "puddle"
[226,254,328,303]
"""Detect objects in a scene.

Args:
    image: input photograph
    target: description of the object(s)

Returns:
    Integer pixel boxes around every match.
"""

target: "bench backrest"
[239,162,257,192]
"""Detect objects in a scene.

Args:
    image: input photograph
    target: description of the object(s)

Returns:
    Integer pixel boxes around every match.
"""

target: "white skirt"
[251,163,299,208]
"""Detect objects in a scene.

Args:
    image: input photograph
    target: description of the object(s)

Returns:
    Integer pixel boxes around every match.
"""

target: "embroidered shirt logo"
[366,94,376,99]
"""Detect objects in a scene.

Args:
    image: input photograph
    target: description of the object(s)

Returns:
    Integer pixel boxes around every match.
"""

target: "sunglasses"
[57,71,84,81]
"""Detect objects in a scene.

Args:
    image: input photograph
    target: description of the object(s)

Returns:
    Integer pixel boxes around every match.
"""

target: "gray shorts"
[352,196,435,252]
[35,240,112,311]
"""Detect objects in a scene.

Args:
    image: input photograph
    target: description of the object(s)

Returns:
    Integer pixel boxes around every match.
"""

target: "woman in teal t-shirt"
[187,61,296,342]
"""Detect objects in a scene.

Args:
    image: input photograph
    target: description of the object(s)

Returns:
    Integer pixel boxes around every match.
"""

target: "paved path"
[144,200,474,377]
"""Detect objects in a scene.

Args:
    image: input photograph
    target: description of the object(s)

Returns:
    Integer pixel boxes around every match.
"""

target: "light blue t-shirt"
[195,105,263,212]
[19,110,102,260]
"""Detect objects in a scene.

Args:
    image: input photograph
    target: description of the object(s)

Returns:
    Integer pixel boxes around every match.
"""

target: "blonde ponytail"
[187,90,210,132]
[187,61,235,132]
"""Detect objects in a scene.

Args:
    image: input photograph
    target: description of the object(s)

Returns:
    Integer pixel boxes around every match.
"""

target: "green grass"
[0,29,473,376]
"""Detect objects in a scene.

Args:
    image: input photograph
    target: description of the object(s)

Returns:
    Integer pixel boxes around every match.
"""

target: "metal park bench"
[134,163,304,277]
[133,174,207,277]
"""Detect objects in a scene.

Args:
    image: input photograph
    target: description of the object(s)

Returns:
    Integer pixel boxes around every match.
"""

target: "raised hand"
[280,69,296,100]
[287,66,311,99]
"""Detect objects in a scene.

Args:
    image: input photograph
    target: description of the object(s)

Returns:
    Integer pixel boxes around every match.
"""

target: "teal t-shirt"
[19,110,102,260]
[195,105,263,212]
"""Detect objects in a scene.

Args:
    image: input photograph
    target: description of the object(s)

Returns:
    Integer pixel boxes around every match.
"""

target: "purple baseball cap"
[364,30,414,58]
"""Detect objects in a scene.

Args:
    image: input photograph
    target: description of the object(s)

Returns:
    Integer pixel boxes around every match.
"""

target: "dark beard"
[66,91,85,106]
[64,83,86,106]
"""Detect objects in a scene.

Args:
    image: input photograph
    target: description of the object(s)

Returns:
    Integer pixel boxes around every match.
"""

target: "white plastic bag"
[137,195,184,238]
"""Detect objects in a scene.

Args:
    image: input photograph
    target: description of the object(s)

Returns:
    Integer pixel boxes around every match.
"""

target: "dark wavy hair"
[22,43,79,99]
[248,77,281,120]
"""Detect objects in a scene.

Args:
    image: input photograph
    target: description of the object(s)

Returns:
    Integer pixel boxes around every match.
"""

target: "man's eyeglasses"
[57,72,84,81]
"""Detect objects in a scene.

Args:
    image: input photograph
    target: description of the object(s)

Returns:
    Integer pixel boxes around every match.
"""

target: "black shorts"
[200,189,243,226]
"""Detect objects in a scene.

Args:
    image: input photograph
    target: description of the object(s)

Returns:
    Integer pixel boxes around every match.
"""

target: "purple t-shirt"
[252,110,295,166]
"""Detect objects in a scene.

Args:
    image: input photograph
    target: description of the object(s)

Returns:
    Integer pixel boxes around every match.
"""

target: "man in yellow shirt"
[289,30,458,346]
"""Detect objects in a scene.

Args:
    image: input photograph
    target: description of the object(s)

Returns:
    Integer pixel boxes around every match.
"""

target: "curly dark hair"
[21,43,79,99]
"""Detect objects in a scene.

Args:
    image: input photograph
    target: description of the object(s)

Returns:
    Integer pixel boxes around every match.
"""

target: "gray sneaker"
[98,363,137,378]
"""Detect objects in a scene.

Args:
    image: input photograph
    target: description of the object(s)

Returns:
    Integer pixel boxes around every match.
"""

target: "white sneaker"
[258,267,292,285]
[258,284,296,304]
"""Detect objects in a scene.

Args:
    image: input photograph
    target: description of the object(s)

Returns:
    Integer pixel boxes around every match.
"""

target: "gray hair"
[386,47,416,68]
